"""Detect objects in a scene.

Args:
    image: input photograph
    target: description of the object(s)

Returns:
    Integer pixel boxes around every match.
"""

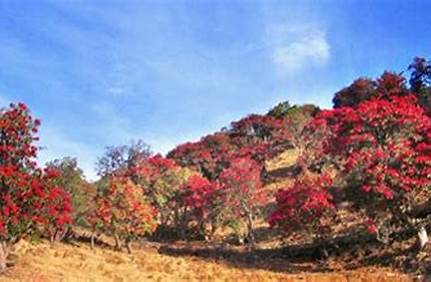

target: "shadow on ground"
[157,234,428,275]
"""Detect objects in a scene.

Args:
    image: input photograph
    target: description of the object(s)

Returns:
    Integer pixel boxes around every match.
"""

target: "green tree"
[46,157,94,226]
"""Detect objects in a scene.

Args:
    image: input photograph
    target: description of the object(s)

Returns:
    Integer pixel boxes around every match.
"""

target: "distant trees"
[96,140,152,177]
[84,56,431,258]
[409,57,431,93]
[167,133,230,181]
[332,78,377,108]
[267,101,291,118]
[408,57,431,115]
[168,112,298,181]
[332,72,410,108]
[280,104,319,154]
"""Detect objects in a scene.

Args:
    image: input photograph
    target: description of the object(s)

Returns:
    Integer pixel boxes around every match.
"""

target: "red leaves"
[307,95,431,202]
[299,82,431,237]
[365,219,378,234]
[182,175,216,208]
[92,176,157,239]
[219,156,265,220]
[168,113,294,180]
[269,175,334,234]
[332,72,410,108]
[0,103,73,240]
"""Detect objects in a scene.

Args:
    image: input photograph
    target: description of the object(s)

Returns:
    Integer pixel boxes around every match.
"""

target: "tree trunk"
[179,207,188,240]
[126,240,132,254]
[90,232,95,249]
[114,234,122,251]
[245,208,255,250]
[418,226,428,250]
[0,242,9,272]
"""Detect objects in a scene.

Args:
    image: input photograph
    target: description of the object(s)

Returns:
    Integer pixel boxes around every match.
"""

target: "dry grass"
[265,149,299,173]
[1,239,414,282]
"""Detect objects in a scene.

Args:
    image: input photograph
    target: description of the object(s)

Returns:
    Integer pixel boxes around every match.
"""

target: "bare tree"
[96,140,152,177]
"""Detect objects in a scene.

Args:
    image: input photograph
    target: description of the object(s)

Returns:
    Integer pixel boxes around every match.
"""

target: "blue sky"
[0,0,430,180]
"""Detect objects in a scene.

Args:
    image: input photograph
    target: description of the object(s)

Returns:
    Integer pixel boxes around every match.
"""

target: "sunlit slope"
[3,240,412,282]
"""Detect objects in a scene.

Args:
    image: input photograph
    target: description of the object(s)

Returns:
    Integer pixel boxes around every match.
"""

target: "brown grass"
[1,239,414,282]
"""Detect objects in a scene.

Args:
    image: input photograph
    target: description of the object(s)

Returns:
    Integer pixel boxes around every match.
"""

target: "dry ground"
[0,239,415,282]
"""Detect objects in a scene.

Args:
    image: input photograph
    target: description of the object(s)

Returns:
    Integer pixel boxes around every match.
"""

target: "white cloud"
[269,26,330,74]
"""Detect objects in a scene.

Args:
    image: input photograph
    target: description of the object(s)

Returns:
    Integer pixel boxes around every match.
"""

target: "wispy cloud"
[268,26,330,75]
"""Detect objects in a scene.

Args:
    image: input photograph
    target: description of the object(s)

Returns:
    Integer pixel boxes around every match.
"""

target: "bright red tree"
[305,95,431,246]
[0,103,72,270]
[332,72,410,108]
[179,174,221,240]
[219,156,266,248]
[269,175,335,241]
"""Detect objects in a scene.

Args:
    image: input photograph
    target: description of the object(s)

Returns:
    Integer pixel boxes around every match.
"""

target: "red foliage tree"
[167,133,232,180]
[228,114,292,161]
[306,95,431,246]
[332,72,410,108]
[0,103,72,270]
[130,154,183,228]
[269,175,335,241]
[168,114,293,181]
[219,156,266,248]
[34,167,73,241]
[178,175,221,240]
[91,175,157,253]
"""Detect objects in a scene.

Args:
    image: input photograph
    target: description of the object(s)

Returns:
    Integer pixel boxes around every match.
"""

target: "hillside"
[1,148,427,281]
[1,59,431,281]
